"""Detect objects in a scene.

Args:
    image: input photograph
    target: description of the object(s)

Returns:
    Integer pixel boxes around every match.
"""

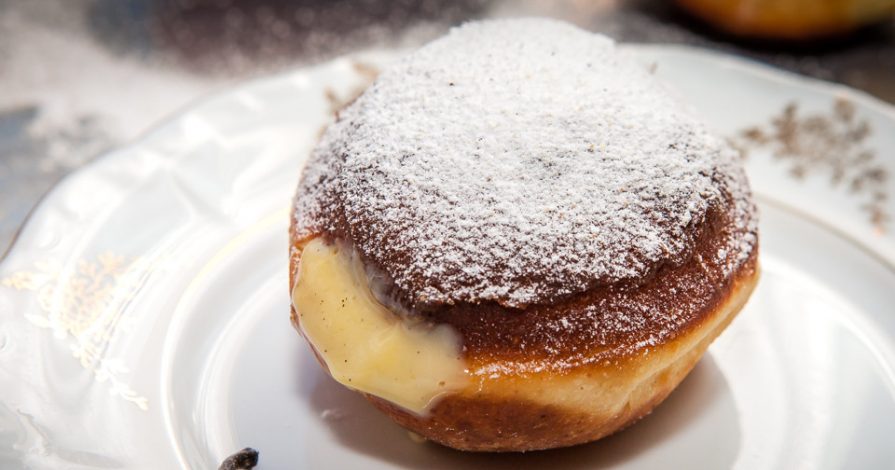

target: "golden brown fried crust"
[288,251,757,450]
[363,263,757,451]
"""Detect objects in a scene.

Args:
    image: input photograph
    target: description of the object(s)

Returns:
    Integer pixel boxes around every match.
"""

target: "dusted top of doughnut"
[294,18,756,309]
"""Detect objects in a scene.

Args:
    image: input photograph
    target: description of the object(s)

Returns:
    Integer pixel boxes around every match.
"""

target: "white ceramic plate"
[2,45,894,469]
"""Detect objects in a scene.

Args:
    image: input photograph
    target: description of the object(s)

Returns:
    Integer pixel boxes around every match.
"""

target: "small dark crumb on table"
[218,448,259,470]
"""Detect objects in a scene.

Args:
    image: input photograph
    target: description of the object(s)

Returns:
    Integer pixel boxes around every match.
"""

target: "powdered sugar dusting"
[294,19,756,309]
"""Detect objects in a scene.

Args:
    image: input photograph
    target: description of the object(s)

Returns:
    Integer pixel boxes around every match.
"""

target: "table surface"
[2,0,894,253]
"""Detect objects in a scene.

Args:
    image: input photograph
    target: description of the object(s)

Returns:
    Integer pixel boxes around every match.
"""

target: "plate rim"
[3,41,895,469]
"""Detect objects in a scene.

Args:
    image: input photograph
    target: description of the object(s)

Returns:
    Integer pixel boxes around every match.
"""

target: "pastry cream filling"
[292,238,468,415]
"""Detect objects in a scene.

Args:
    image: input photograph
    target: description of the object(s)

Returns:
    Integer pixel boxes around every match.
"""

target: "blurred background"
[1,0,894,251]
